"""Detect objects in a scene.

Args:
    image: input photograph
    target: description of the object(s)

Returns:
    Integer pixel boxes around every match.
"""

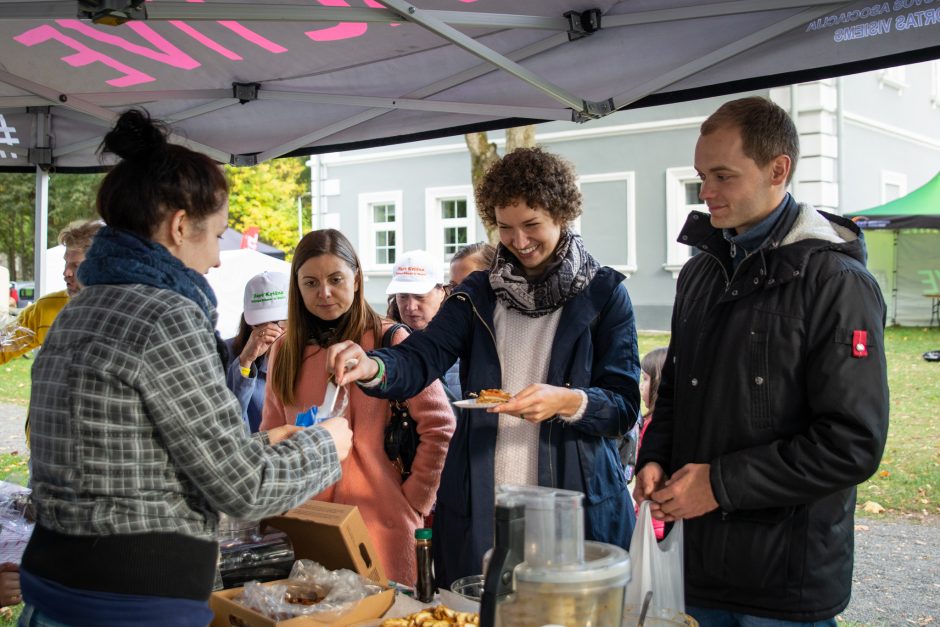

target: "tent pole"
[375,0,611,118]
[891,230,899,326]
[31,107,51,298]
[311,155,322,233]
[33,166,49,299]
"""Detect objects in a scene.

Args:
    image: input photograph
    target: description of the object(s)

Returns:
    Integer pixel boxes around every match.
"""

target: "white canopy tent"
[1,0,939,291]
[44,244,291,337]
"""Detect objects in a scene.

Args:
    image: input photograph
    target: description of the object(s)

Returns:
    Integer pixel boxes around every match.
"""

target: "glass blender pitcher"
[481,485,631,627]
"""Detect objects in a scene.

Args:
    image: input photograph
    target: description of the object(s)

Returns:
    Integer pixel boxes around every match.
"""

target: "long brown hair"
[271,229,384,405]
[641,347,668,415]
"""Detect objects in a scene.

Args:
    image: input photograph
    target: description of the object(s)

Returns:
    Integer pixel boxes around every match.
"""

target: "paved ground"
[0,401,937,624]
[0,403,26,455]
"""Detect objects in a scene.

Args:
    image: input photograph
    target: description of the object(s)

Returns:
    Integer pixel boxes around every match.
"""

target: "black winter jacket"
[638,197,889,621]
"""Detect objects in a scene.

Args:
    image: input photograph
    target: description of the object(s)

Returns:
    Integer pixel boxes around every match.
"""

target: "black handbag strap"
[382,323,410,408]
[382,322,410,350]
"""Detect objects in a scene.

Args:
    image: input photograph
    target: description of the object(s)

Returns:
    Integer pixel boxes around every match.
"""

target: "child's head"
[640,347,668,414]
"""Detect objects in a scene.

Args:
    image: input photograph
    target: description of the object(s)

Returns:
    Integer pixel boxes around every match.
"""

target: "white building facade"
[306,61,940,330]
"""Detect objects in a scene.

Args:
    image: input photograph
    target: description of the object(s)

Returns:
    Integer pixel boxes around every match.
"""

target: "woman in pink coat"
[261,229,454,585]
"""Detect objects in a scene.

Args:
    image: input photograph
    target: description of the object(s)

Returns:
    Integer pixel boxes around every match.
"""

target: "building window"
[878,66,907,93]
[358,191,403,273]
[576,172,636,276]
[665,167,706,277]
[880,171,907,204]
[441,198,470,258]
[372,202,397,264]
[425,186,477,263]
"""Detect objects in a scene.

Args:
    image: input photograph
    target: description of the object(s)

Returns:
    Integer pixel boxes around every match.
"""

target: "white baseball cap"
[385,250,445,295]
[243,271,289,325]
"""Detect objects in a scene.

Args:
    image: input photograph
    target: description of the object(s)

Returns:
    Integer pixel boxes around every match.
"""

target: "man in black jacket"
[634,96,889,626]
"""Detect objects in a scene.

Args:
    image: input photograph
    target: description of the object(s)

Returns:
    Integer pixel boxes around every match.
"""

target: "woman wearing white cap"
[225,271,289,433]
[385,250,461,401]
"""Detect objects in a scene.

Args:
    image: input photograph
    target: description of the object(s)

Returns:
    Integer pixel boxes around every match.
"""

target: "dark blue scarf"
[78,226,218,324]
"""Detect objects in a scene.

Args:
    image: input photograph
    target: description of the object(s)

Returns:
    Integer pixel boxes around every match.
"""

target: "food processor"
[480,485,631,627]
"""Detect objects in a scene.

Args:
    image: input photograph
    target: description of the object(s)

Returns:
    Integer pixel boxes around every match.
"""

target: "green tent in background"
[847,171,940,230]
[846,172,940,327]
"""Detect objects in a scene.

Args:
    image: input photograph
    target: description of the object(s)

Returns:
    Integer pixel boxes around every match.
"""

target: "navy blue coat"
[364,266,641,586]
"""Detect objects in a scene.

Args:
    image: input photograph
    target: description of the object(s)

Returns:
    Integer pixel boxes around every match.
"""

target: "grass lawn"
[639,327,940,521]
[0,354,32,406]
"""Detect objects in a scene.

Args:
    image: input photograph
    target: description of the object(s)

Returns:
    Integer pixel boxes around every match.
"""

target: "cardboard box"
[210,501,394,627]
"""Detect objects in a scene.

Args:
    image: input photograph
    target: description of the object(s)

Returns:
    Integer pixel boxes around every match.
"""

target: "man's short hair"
[701,96,800,183]
[57,219,103,252]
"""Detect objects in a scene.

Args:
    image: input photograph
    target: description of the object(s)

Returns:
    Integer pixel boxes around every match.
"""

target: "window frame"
[880,170,907,204]
[424,185,477,263]
[576,171,637,277]
[358,190,404,274]
[665,166,706,278]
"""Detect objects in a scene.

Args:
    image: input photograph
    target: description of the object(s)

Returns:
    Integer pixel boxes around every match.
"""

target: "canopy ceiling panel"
[0,0,938,171]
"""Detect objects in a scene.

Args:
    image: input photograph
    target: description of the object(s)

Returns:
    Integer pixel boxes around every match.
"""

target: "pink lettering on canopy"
[14,24,154,87]
[306,0,369,42]
[184,0,286,53]
[56,20,200,69]
[170,21,242,60]
[218,21,288,53]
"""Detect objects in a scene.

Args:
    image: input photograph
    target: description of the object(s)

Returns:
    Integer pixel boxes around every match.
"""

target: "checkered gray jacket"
[27,283,341,540]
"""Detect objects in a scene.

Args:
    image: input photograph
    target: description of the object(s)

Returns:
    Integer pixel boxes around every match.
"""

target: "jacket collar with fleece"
[678,196,868,291]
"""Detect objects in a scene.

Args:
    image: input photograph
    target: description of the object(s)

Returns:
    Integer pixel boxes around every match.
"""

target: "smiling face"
[297,253,358,321]
[495,200,564,277]
[694,124,789,235]
[171,202,229,274]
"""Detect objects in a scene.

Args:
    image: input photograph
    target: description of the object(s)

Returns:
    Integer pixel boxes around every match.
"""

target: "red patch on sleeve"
[852,330,868,358]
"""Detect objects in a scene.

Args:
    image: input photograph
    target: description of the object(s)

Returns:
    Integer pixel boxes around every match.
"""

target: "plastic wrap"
[239,558,383,621]
[0,481,33,566]
[218,519,295,590]
[0,315,35,354]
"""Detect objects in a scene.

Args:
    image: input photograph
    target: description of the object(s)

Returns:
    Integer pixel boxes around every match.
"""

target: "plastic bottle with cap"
[414,527,435,603]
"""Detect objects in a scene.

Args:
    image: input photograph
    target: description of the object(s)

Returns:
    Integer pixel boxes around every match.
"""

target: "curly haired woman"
[326,147,641,586]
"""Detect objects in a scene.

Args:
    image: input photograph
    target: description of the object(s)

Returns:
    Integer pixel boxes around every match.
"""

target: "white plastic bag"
[624,500,684,614]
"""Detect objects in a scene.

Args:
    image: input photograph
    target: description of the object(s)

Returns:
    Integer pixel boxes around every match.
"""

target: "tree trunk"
[505,126,536,153]
[465,126,537,243]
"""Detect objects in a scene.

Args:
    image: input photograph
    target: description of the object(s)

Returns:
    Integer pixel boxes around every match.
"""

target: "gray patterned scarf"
[489,230,599,318]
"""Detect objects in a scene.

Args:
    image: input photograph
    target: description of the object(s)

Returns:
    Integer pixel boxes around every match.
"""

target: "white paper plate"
[452,399,503,409]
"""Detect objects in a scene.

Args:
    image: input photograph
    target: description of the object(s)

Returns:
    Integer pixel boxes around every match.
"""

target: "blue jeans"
[19,569,213,627]
[18,605,70,627]
[687,606,838,627]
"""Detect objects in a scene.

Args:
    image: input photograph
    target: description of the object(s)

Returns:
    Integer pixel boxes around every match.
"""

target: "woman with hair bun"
[19,110,352,626]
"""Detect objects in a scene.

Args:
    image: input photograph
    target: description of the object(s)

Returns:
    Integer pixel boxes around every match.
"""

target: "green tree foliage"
[48,172,102,237]
[225,157,307,259]
[0,172,101,281]
[2,157,306,281]
[0,173,34,281]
